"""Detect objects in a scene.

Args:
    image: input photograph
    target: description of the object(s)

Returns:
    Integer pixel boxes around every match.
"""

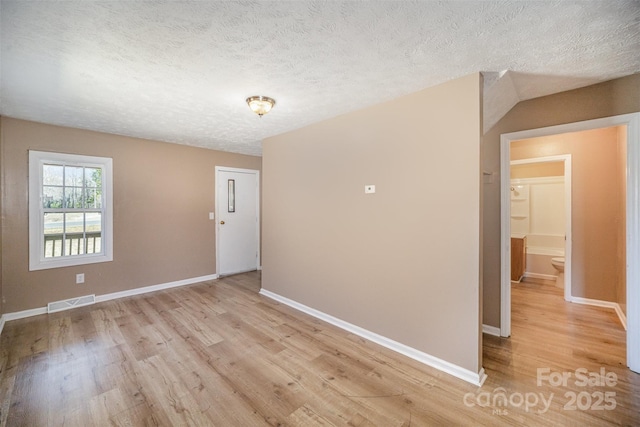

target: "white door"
[216,167,260,276]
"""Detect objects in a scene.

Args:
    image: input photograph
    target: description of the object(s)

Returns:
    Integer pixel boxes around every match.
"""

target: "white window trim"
[29,150,113,271]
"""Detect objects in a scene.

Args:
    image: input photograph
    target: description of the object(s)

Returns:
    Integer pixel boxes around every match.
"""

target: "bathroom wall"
[482,73,640,328]
[528,179,564,239]
[524,177,564,237]
[509,182,530,236]
[511,126,625,302]
[511,162,565,244]
[511,162,564,179]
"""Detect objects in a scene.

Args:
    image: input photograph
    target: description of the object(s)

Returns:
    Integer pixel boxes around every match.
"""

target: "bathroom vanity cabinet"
[511,235,526,282]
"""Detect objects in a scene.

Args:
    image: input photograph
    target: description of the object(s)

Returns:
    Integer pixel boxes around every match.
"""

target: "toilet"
[551,257,565,289]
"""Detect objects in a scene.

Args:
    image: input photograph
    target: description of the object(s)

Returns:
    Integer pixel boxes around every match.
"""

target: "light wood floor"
[1,272,638,426]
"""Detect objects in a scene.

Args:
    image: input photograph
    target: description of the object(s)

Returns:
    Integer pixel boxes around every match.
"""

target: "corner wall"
[482,73,640,328]
[263,74,483,374]
[0,117,261,313]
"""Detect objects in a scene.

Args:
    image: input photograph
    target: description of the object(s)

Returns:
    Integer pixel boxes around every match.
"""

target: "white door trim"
[510,155,572,301]
[215,166,261,276]
[500,113,640,374]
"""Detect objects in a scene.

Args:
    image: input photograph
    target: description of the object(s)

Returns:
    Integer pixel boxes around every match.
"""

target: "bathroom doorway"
[499,113,640,373]
[510,155,572,300]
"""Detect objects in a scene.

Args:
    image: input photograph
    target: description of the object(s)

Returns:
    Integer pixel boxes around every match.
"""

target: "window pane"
[95,189,102,208]
[44,213,64,258]
[43,164,63,185]
[65,212,85,256]
[44,212,64,235]
[64,186,84,209]
[65,166,84,187]
[85,188,96,209]
[85,167,101,188]
[64,212,84,234]
[43,186,63,208]
[86,212,101,233]
[86,212,102,254]
[84,188,102,209]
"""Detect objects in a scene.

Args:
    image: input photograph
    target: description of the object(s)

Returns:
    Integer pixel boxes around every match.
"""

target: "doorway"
[215,166,260,276]
[510,155,572,300]
[499,113,640,373]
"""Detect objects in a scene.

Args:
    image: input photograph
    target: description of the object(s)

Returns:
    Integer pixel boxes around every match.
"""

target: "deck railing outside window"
[44,231,102,258]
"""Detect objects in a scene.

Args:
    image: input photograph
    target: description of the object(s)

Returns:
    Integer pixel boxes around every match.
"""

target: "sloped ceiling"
[1,1,639,156]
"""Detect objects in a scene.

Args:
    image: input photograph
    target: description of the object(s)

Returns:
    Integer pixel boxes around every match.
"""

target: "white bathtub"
[525,234,564,279]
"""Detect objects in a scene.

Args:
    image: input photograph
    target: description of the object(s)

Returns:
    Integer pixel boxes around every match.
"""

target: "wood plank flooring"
[1,272,638,426]
[484,279,639,426]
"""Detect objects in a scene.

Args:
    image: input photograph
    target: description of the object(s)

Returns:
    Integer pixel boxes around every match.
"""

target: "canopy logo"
[463,388,553,415]
[463,367,618,415]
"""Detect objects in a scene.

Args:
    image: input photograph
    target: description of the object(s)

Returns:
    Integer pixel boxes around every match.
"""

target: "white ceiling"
[1,1,639,156]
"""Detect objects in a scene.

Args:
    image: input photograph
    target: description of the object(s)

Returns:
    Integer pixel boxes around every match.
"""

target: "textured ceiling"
[1,1,639,156]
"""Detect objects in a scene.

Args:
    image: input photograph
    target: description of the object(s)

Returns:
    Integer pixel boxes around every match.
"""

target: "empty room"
[1,1,639,425]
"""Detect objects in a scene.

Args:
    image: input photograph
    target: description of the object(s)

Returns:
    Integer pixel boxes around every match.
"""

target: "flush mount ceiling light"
[246,96,276,117]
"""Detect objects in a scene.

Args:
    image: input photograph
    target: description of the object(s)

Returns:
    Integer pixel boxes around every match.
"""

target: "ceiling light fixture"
[246,96,276,117]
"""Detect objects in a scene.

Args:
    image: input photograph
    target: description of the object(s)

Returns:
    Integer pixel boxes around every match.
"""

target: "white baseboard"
[0,274,219,335]
[482,324,501,337]
[3,306,48,322]
[614,305,627,330]
[95,274,218,303]
[570,296,627,331]
[524,272,557,281]
[259,288,487,387]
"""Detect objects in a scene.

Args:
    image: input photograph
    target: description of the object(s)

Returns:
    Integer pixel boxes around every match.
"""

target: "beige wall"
[482,73,640,328]
[263,74,483,373]
[0,117,261,313]
[511,126,625,302]
[511,162,564,179]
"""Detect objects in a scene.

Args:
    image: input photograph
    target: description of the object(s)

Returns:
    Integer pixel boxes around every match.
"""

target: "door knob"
[220,220,225,225]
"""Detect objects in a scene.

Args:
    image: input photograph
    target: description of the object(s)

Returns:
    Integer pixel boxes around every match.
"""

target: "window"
[29,151,113,271]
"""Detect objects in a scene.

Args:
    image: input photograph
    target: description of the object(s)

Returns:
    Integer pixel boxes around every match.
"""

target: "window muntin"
[29,151,113,271]
[42,164,103,258]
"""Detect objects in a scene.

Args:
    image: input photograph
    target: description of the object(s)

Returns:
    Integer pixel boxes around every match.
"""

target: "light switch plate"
[209,212,215,220]
[365,185,375,194]
[76,273,85,284]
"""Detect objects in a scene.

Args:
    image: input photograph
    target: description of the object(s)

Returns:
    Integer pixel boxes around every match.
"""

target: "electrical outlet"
[76,273,85,284]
